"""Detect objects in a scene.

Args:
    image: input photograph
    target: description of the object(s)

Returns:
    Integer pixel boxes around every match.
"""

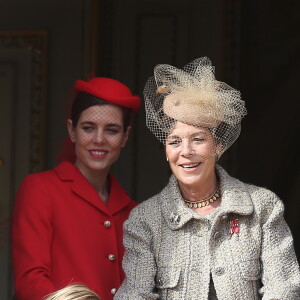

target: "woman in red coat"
[12,77,140,300]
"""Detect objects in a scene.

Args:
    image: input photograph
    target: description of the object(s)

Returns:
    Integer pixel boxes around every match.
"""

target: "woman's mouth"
[180,162,200,169]
[89,150,107,158]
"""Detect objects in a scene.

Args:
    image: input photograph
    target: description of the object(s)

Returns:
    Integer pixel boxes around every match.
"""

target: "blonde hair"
[44,284,100,300]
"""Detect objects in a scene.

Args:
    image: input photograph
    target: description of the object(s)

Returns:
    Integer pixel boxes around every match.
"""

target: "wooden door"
[93,0,234,202]
[0,63,15,300]
[0,31,47,300]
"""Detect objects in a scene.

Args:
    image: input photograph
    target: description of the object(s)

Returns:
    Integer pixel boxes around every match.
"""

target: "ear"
[67,119,76,143]
[121,126,132,148]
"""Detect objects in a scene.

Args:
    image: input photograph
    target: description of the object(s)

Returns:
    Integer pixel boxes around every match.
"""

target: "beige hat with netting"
[143,57,247,156]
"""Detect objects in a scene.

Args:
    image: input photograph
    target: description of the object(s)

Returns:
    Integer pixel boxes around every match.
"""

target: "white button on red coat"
[108,254,115,261]
[104,220,111,227]
[111,288,117,294]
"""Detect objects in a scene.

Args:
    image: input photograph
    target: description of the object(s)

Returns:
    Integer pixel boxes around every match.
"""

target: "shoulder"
[130,193,162,219]
[14,169,59,217]
[16,163,68,201]
[128,175,182,224]
[244,183,279,203]
[125,192,163,234]
[233,179,284,223]
[19,168,57,189]
[24,161,79,185]
[217,165,283,219]
[244,183,284,219]
[217,164,281,205]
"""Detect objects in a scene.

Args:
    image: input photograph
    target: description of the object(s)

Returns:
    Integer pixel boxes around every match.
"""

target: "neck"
[179,174,218,203]
[74,161,110,204]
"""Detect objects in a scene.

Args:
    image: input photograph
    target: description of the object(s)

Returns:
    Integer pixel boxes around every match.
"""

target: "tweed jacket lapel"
[160,176,204,230]
[160,165,254,230]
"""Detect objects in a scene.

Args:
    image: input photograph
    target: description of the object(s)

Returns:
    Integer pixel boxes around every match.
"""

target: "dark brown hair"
[71,92,133,131]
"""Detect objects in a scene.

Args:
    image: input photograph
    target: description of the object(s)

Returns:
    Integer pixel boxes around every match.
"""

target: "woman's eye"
[106,128,120,134]
[82,126,94,132]
[193,137,205,142]
[168,139,181,146]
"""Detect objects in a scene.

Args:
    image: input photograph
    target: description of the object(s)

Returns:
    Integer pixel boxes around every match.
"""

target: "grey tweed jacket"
[115,166,300,300]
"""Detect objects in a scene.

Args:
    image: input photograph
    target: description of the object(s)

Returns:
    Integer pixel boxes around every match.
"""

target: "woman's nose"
[180,140,194,157]
[93,130,106,144]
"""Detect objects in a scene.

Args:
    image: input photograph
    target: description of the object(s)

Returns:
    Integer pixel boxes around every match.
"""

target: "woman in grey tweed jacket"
[115,57,300,299]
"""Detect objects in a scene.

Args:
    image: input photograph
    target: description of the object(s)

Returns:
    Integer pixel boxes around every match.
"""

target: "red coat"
[12,161,137,300]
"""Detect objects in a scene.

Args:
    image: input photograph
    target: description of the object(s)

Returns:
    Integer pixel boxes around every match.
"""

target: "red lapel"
[107,174,134,215]
[54,161,133,216]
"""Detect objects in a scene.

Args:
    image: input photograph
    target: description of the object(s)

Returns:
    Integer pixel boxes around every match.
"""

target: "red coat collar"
[53,161,135,216]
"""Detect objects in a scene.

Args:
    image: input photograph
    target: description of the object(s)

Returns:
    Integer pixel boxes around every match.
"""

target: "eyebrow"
[80,121,122,127]
[167,135,180,140]
[190,131,208,137]
[106,123,122,129]
[80,121,95,126]
[168,131,208,139]
[80,121,122,128]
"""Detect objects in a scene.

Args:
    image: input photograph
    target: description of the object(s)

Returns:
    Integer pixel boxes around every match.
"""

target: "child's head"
[44,284,100,300]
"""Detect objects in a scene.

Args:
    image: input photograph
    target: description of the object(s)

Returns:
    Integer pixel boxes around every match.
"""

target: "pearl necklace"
[184,185,220,208]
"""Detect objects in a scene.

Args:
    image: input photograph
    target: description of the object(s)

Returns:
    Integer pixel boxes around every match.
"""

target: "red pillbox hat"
[74,77,141,112]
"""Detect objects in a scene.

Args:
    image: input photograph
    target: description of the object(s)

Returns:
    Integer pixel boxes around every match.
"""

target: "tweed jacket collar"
[160,165,254,230]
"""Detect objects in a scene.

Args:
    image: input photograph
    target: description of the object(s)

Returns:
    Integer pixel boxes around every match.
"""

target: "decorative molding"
[0,31,48,173]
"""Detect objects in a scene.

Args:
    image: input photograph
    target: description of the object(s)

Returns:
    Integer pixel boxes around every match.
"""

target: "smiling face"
[165,122,220,188]
[67,104,130,178]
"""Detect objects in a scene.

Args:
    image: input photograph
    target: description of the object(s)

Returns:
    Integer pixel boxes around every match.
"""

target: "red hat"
[74,77,141,112]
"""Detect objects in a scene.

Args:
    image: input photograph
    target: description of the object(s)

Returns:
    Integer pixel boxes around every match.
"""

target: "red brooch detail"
[229,219,240,234]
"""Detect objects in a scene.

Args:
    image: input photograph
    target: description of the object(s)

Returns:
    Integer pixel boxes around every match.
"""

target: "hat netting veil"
[144,57,247,157]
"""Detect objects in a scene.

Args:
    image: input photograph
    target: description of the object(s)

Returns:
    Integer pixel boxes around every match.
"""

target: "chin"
[87,156,116,171]
[83,159,107,170]
[178,175,202,187]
